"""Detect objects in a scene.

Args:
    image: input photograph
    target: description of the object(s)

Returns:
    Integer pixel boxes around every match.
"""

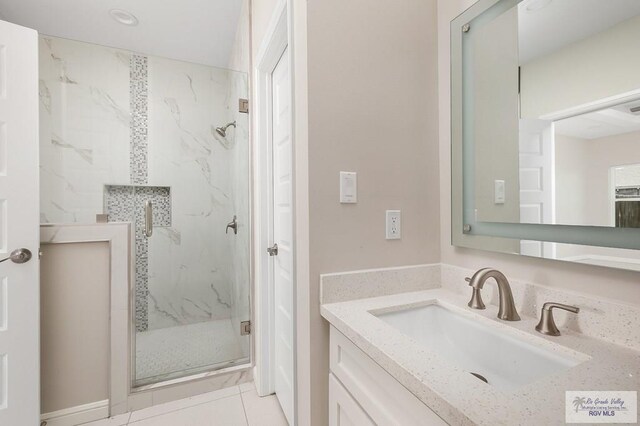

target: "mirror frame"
[450,0,640,266]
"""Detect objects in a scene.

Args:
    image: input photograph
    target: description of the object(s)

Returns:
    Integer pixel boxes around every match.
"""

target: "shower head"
[215,121,236,137]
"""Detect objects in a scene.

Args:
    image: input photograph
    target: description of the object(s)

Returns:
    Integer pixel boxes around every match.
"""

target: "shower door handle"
[144,201,153,237]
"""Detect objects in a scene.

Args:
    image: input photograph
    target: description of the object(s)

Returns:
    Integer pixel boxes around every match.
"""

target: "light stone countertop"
[321,288,640,426]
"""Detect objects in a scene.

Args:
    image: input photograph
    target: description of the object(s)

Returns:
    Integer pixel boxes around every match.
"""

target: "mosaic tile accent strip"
[129,53,151,332]
[130,54,149,185]
[105,184,171,331]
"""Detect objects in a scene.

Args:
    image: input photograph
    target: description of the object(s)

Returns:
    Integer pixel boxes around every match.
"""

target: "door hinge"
[240,320,251,335]
[239,98,249,114]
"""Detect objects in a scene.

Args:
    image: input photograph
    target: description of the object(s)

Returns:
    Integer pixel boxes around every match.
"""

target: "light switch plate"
[340,172,357,203]
[494,180,505,204]
[386,210,401,239]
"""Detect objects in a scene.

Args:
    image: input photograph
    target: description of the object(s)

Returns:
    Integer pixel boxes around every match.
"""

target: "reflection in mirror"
[453,0,640,271]
[554,105,640,229]
[471,0,640,230]
[519,240,640,271]
[614,164,640,228]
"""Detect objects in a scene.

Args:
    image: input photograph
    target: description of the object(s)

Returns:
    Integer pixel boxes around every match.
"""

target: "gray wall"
[306,0,441,423]
[41,242,110,414]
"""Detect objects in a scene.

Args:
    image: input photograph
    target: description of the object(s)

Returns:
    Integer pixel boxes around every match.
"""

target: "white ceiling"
[518,0,640,64]
[555,100,640,140]
[0,0,243,68]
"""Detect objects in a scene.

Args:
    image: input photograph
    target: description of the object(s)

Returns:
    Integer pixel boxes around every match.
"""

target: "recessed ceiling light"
[526,0,552,12]
[109,9,139,26]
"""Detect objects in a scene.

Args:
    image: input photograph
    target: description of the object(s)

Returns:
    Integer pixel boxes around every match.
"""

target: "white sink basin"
[374,302,586,392]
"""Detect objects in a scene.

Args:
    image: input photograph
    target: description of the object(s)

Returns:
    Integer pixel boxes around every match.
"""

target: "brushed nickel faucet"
[466,268,521,321]
[535,302,580,336]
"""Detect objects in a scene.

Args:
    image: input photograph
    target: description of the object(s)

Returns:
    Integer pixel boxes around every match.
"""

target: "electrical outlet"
[386,210,401,240]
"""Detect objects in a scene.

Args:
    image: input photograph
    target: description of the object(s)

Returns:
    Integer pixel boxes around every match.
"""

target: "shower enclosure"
[38,34,251,387]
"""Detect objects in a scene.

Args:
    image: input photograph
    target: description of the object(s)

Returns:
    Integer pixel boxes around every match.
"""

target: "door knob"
[0,248,33,264]
[266,243,278,256]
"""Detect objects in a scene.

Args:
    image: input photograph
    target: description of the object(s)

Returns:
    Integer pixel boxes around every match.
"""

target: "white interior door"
[0,19,40,426]
[519,118,556,258]
[271,47,294,425]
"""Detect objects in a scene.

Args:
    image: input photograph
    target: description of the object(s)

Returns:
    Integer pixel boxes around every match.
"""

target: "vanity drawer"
[329,326,447,426]
[329,373,375,426]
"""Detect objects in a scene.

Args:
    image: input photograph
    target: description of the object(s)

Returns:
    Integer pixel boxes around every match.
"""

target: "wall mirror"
[451,0,640,271]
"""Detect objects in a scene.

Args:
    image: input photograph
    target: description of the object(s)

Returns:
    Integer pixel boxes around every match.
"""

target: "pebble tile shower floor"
[135,319,246,384]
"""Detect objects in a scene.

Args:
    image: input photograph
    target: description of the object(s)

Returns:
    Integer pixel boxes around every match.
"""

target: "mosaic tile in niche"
[105,184,172,331]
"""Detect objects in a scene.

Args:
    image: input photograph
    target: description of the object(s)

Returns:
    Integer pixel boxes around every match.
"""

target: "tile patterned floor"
[136,320,247,384]
[83,382,288,426]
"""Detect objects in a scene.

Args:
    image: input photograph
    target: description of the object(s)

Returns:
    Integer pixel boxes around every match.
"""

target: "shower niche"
[39,33,251,388]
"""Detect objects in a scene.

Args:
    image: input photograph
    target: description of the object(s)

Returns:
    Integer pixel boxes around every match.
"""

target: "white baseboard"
[41,400,108,426]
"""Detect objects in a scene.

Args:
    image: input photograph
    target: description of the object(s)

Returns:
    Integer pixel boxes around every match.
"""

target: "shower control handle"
[226,215,238,235]
[267,243,278,256]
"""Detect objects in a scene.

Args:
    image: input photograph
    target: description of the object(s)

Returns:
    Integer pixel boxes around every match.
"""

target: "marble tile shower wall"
[146,55,239,331]
[39,36,249,333]
[39,37,131,223]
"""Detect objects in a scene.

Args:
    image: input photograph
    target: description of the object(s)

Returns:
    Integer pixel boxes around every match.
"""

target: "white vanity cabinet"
[329,326,447,426]
[329,374,376,425]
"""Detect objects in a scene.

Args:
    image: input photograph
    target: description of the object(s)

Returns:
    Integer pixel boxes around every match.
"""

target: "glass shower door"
[129,55,251,387]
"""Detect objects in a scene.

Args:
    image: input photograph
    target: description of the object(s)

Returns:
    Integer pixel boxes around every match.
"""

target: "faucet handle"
[465,276,486,309]
[535,302,580,336]
[468,287,486,310]
[542,302,580,314]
